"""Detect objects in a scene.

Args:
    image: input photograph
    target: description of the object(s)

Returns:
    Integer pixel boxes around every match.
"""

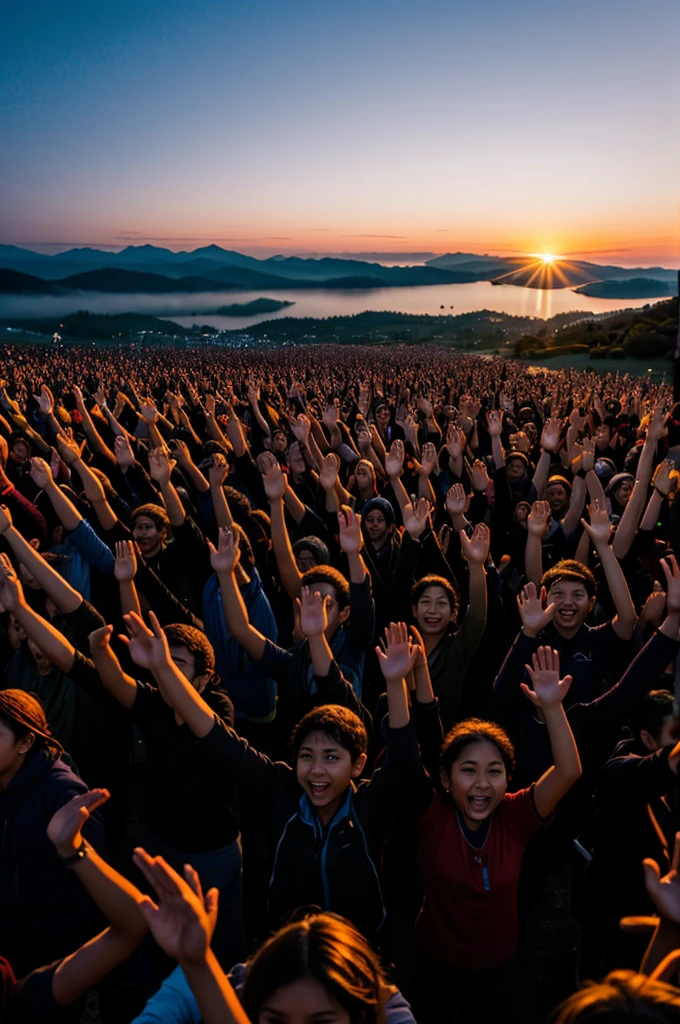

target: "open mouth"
[308,782,331,798]
[468,795,491,813]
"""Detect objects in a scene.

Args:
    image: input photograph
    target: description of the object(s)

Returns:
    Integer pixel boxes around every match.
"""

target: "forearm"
[417,474,436,504]
[43,480,83,531]
[641,491,664,532]
[14,604,75,672]
[597,545,637,637]
[5,526,81,613]
[210,481,234,530]
[308,633,333,677]
[544,703,581,783]
[283,484,307,524]
[388,473,410,512]
[80,409,116,463]
[159,480,186,527]
[181,953,252,1024]
[491,435,505,472]
[216,571,266,659]
[525,533,544,586]
[612,480,646,558]
[205,413,229,448]
[119,579,142,618]
[385,678,411,729]
[180,459,210,495]
[152,662,216,738]
[561,476,587,536]
[532,450,551,499]
[586,468,607,506]
[89,644,137,708]
[249,400,271,438]
[466,562,487,639]
[270,498,302,599]
[346,550,368,585]
[72,846,146,935]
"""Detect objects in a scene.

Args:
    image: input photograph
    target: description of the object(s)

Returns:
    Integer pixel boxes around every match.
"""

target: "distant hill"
[0,268,67,295]
[215,298,294,315]
[574,278,677,299]
[59,269,225,293]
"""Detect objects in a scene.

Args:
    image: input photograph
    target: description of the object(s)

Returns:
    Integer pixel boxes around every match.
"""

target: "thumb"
[560,674,573,697]
[148,611,163,638]
[137,896,160,924]
[643,858,662,897]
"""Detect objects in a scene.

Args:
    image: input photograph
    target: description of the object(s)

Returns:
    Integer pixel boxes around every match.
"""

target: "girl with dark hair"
[0,689,105,977]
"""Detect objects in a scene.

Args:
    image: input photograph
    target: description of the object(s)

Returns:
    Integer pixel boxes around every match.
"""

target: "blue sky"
[1,0,678,263]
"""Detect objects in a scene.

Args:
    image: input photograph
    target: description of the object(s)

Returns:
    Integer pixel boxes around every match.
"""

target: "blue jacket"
[202,568,278,722]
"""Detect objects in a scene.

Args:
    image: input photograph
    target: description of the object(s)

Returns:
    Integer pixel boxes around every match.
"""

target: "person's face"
[296,548,318,573]
[596,424,611,448]
[0,720,34,790]
[272,431,288,453]
[295,730,366,825]
[364,509,388,546]
[258,976,351,1024]
[506,457,526,483]
[546,483,569,516]
[414,585,456,637]
[168,644,209,692]
[288,442,306,475]
[133,515,166,557]
[354,461,374,488]
[514,502,531,528]
[11,441,30,464]
[28,638,52,676]
[641,715,676,752]
[547,579,595,637]
[376,406,391,428]
[525,422,538,444]
[614,480,634,506]
[310,582,349,640]
[442,739,508,831]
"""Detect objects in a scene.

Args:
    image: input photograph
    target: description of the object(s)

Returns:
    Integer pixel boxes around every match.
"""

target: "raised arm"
[522,646,582,818]
[88,625,138,709]
[45,790,147,1007]
[613,409,667,559]
[208,528,267,661]
[0,504,82,613]
[260,453,302,600]
[114,540,142,618]
[581,501,637,640]
[0,554,76,673]
[384,439,410,512]
[525,500,550,586]
[149,448,186,527]
[458,522,489,649]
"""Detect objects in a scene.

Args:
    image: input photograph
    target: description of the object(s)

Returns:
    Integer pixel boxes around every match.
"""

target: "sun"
[535,252,556,264]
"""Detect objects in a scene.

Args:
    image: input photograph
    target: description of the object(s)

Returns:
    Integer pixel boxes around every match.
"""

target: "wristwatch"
[60,842,90,869]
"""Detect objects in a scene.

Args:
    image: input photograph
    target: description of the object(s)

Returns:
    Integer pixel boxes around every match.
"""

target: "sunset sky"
[2,0,678,266]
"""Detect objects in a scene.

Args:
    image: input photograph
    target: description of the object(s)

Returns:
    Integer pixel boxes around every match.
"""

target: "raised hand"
[338,506,363,555]
[470,459,490,492]
[319,453,340,492]
[114,433,135,471]
[114,540,138,582]
[446,482,471,518]
[653,459,679,498]
[0,553,24,614]
[356,428,372,454]
[322,401,339,427]
[89,623,113,655]
[119,610,170,672]
[581,436,596,473]
[257,451,286,502]
[291,413,311,444]
[29,456,53,489]
[521,646,572,708]
[581,500,612,547]
[419,442,438,477]
[133,847,218,966]
[376,621,419,683]
[138,398,158,424]
[517,581,555,637]
[486,409,503,438]
[247,381,261,405]
[207,527,241,574]
[33,385,54,417]
[148,447,176,485]
[169,438,191,465]
[643,833,680,926]
[446,424,465,460]
[460,522,490,564]
[527,500,551,538]
[297,586,328,639]
[402,496,431,540]
[647,407,668,444]
[385,440,404,479]
[47,789,110,860]
[509,431,531,454]
[661,555,680,616]
[56,432,85,466]
[541,418,563,453]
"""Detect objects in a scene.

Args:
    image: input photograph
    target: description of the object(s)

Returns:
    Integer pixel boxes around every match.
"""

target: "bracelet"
[60,842,90,869]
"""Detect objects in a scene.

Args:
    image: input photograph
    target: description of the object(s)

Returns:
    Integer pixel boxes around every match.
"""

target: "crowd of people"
[2,340,680,1022]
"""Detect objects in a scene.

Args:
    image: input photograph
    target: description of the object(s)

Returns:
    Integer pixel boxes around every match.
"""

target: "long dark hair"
[0,690,63,758]
[240,913,385,1024]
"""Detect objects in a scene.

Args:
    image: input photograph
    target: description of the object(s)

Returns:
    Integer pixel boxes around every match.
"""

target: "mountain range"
[0,243,676,294]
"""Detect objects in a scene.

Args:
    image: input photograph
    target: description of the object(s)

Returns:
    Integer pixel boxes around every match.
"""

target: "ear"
[587,595,596,613]
[639,729,657,752]
[350,752,368,778]
[337,604,350,626]
[18,732,36,756]
[439,767,451,793]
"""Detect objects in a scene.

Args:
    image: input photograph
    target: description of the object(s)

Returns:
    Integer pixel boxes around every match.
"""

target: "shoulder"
[413,787,449,836]
[498,785,550,838]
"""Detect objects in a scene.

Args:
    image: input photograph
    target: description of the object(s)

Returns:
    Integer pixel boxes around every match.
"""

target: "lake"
[0,281,664,331]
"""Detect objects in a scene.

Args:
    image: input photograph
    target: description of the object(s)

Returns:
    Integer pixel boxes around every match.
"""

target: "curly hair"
[439,718,515,778]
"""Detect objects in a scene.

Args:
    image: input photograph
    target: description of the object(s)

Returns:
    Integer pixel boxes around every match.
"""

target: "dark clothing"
[0,753,105,977]
[131,680,238,853]
[195,716,427,937]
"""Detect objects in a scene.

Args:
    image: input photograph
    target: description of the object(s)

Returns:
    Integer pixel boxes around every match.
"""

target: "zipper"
[474,854,490,891]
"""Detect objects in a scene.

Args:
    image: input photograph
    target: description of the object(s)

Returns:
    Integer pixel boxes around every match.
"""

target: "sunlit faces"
[413,584,456,637]
[132,515,167,557]
[272,431,288,453]
[595,424,612,448]
[363,509,389,546]
[547,579,595,638]
[295,730,366,825]
[168,644,210,692]
[375,406,391,430]
[545,481,570,518]
[442,739,508,830]
[309,582,349,640]
[258,975,352,1024]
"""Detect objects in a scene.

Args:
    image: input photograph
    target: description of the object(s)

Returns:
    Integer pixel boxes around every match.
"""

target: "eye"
[326,754,338,761]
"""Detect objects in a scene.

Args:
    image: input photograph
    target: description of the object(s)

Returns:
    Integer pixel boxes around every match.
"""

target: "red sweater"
[414,786,544,970]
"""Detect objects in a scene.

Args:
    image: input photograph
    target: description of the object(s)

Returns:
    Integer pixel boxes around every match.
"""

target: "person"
[409,645,582,1024]
[0,689,105,977]
[118,608,428,940]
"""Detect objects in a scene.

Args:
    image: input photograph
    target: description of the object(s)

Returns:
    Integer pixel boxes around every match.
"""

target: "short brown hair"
[550,970,680,1022]
[302,566,350,611]
[542,559,596,598]
[440,718,515,777]
[164,624,215,676]
[291,705,367,763]
[131,503,170,531]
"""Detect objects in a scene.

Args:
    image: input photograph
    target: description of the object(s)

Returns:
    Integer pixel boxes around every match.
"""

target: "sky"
[1,0,678,266]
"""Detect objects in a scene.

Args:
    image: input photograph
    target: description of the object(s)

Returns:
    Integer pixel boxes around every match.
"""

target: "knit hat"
[594,457,617,483]
[546,474,572,493]
[362,497,395,526]
[606,472,634,496]
[292,536,331,566]
[506,450,529,467]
